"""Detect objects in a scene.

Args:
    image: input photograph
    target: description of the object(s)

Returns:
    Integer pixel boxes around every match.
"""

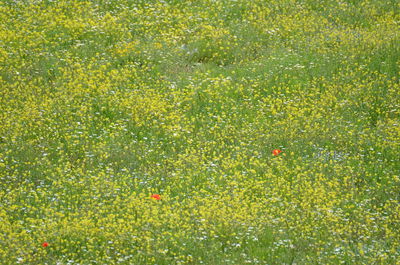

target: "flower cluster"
[0,0,399,264]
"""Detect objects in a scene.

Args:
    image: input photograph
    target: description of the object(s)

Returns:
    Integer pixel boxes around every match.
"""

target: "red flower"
[151,194,161,200]
[42,242,49,247]
[272,149,282,156]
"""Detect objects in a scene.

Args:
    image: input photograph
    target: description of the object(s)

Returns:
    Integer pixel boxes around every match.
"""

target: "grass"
[0,0,399,264]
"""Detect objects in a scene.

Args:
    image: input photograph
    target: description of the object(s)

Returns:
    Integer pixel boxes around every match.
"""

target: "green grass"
[0,0,399,264]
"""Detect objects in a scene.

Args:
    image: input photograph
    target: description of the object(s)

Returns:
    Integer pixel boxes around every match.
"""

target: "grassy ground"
[0,0,399,264]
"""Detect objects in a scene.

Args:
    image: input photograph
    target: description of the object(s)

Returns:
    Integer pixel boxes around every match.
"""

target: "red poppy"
[272,149,282,156]
[42,242,49,247]
[151,194,161,200]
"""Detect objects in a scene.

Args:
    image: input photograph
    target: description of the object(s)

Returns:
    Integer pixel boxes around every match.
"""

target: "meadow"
[0,0,399,264]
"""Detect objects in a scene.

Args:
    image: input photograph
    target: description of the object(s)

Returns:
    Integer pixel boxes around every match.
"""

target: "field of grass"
[1,0,399,264]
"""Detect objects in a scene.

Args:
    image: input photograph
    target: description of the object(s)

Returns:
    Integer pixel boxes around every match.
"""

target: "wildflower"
[272,149,282,156]
[42,242,49,247]
[151,194,161,200]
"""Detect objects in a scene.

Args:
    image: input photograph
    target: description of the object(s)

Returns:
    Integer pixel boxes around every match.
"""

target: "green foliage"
[0,0,399,264]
